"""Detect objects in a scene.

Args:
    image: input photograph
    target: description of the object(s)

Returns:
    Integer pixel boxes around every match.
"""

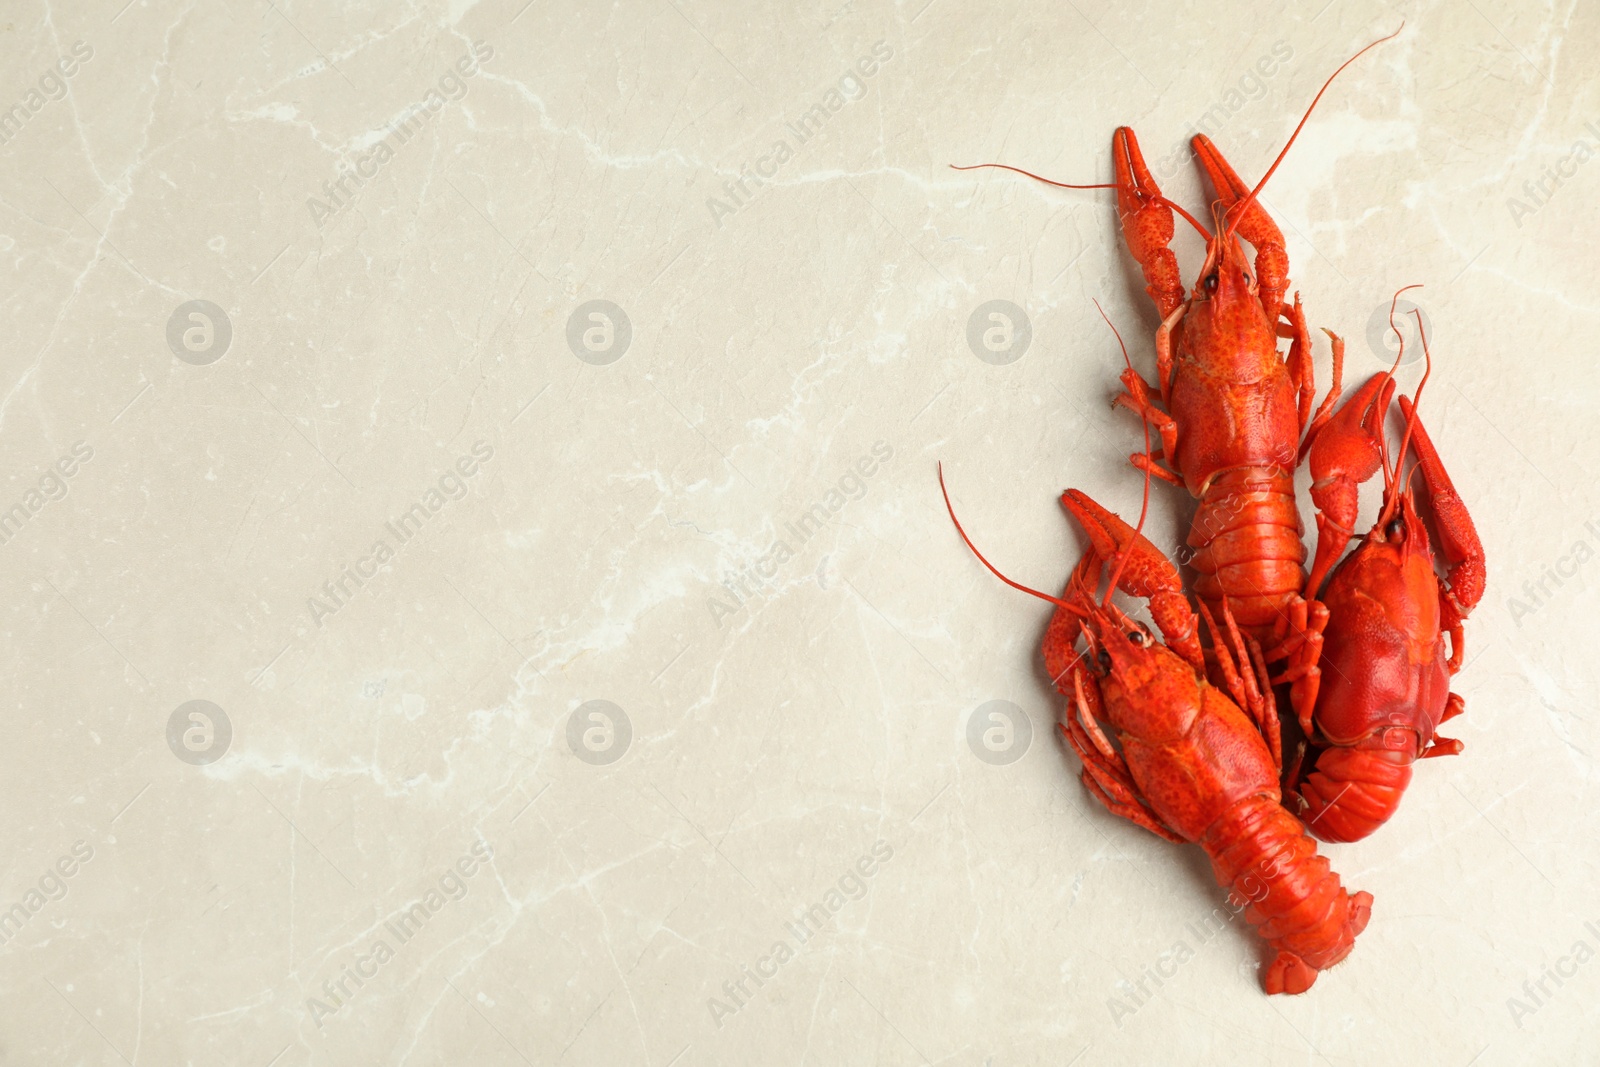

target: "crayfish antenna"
[938,463,1079,613]
[1380,305,1436,527]
[948,163,1213,240]
[948,162,1115,191]
[1093,299,1156,607]
[1222,23,1404,245]
[1371,283,1424,495]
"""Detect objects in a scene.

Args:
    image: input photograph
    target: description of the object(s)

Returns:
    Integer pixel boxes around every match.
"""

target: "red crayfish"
[940,26,1488,992]
[1293,297,1485,840]
[953,25,1487,845]
[951,30,1403,741]
[941,470,1371,994]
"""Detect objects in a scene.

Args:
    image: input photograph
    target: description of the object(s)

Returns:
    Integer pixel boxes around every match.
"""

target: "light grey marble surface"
[1,0,1595,1064]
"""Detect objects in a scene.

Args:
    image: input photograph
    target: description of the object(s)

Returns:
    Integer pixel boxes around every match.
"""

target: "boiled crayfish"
[1070,37,1485,842]
[952,30,1403,741]
[939,29,1453,993]
[1293,303,1485,841]
[940,471,1372,994]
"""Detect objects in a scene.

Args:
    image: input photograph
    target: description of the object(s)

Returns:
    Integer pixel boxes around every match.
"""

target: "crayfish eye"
[1204,274,1218,293]
[1126,630,1147,646]
[1386,519,1404,540]
[1096,649,1113,673]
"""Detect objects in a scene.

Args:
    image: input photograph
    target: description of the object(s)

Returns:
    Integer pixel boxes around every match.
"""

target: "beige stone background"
[0,0,1595,1063]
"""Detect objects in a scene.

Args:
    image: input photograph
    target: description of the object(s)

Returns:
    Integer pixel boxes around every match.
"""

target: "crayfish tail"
[1202,794,1371,993]
[1296,747,1414,843]
[1186,469,1307,639]
[1261,887,1375,994]
[1263,951,1318,995]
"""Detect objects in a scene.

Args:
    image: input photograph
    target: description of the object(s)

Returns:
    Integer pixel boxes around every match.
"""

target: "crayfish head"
[1195,231,1257,303]
[1334,489,1433,591]
[1325,489,1441,651]
[1083,612,1202,742]
[1373,487,1433,566]
[1182,234,1275,365]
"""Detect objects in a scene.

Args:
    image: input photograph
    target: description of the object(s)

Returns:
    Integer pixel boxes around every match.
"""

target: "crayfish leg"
[1201,598,1264,713]
[1246,638,1282,775]
[1264,595,1327,738]
[1441,692,1465,722]
[1055,673,1184,845]
[1074,748,1187,845]
[1129,452,1183,486]
[1152,302,1185,406]
[1422,736,1464,758]
[1113,367,1181,471]
[1299,328,1347,457]
[1072,670,1118,762]
[1061,673,1149,812]
[1198,599,1281,769]
[1282,296,1316,432]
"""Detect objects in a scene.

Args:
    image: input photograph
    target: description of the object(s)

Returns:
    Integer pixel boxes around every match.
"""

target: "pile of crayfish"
[942,28,1484,995]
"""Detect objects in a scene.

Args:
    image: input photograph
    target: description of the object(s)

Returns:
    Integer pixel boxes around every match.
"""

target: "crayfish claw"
[1059,489,1204,669]
[1305,372,1396,596]
[1191,132,1289,323]
[1396,394,1486,618]
[1112,127,1184,319]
